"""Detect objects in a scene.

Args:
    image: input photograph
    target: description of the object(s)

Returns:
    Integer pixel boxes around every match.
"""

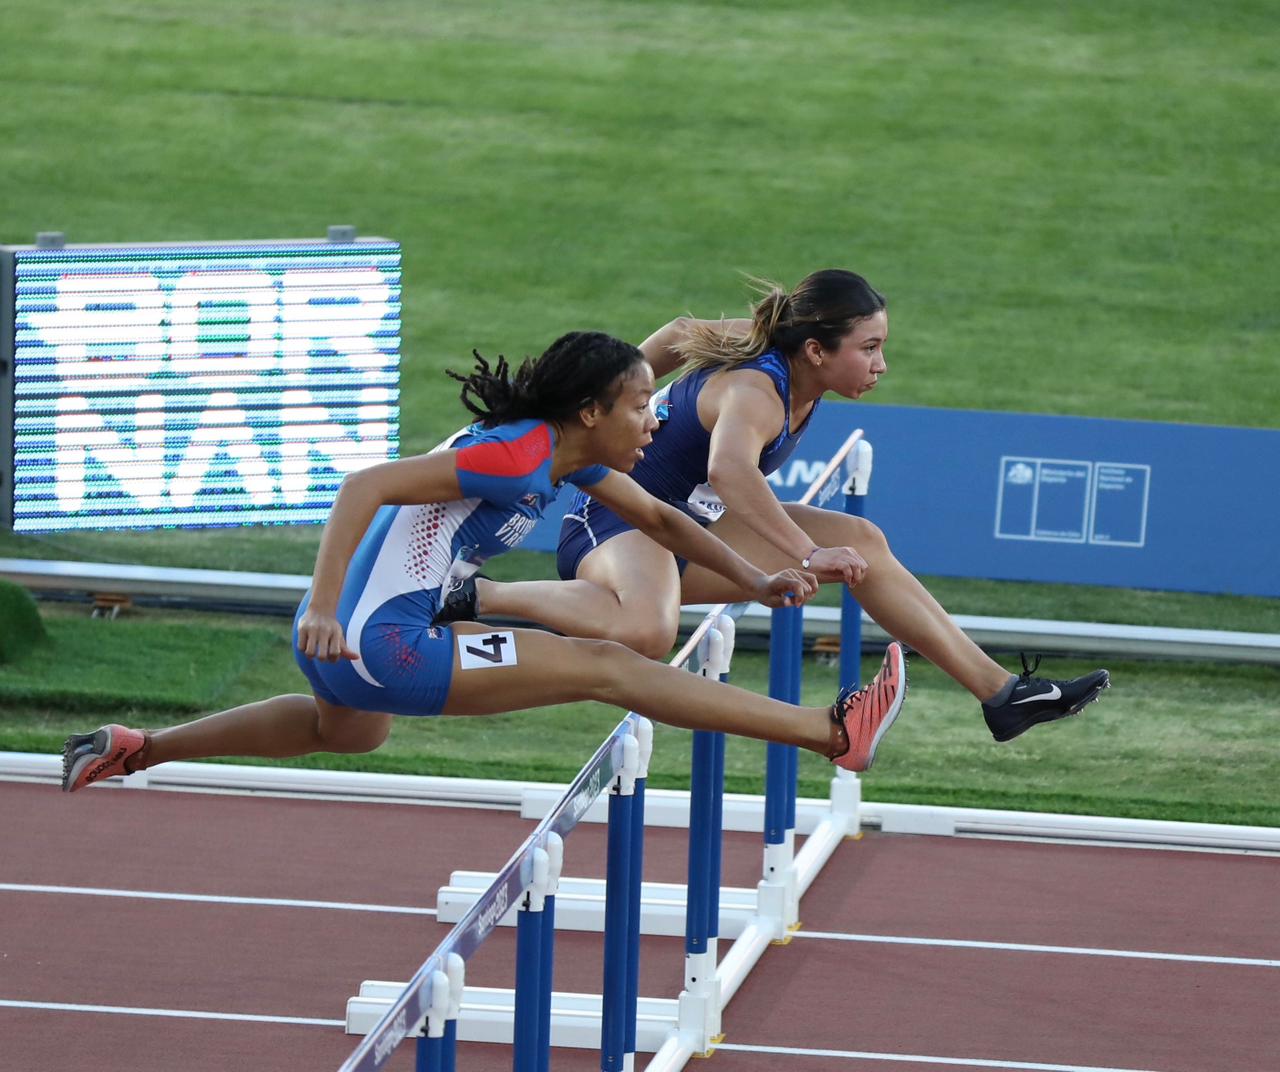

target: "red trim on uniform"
[455,423,552,478]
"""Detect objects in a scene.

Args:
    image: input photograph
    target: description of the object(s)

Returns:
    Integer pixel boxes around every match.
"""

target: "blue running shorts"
[556,496,709,581]
[292,591,455,716]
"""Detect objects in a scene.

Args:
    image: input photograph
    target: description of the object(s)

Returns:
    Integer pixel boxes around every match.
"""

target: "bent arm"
[705,380,866,586]
[706,378,815,562]
[308,453,463,614]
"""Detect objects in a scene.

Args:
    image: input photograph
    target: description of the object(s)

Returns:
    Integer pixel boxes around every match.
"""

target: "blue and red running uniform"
[557,349,816,579]
[294,419,607,716]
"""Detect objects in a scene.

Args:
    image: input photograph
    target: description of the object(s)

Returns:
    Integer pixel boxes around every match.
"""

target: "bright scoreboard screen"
[0,236,400,532]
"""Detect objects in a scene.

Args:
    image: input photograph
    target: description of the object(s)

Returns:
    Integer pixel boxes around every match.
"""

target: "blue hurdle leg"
[601,788,634,1071]
[514,894,545,1072]
[537,893,556,1072]
[624,774,646,1067]
[415,1031,443,1072]
[841,440,872,688]
[442,1021,457,1072]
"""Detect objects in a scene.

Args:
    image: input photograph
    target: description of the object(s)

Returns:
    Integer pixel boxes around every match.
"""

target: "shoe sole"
[62,728,111,793]
[863,643,908,769]
[990,671,1111,743]
[834,642,909,772]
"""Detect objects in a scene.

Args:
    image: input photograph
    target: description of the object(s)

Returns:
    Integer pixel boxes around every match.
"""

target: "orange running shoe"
[61,724,150,793]
[830,641,907,772]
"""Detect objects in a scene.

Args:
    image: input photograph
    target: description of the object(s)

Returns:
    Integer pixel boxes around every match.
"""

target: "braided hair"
[676,269,886,374]
[446,331,645,428]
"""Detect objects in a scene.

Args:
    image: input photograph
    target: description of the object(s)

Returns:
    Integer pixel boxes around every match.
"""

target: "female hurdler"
[62,332,906,793]
[439,272,1110,743]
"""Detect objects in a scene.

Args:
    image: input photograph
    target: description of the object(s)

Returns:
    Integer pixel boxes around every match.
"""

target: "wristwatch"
[801,548,819,569]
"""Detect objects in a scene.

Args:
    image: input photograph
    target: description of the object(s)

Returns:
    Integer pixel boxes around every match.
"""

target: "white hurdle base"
[345,983,678,1051]
[437,874,758,937]
[437,779,858,939]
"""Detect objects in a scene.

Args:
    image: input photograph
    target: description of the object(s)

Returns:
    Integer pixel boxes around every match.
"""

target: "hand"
[296,608,359,662]
[754,568,819,609]
[805,546,870,588]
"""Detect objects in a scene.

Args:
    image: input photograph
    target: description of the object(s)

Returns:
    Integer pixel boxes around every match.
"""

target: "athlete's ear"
[803,338,825,366]
[577,401,601,429]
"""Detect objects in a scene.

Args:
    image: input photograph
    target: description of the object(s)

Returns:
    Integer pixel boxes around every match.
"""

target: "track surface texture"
[2,778,1276,1071]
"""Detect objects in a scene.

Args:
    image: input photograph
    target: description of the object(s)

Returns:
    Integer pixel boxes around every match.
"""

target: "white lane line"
[715,1041,1164,1072]
[0,998,343,1027]
[793,930,1280,968]
[0,882,434,916]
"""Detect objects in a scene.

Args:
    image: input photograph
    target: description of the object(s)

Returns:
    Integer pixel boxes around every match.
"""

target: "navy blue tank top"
[571,349,817,516]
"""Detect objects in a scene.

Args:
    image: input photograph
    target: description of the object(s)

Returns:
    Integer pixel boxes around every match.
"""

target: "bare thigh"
[439,623,623,716]
[314,695,394,752]
[576,528,684,653]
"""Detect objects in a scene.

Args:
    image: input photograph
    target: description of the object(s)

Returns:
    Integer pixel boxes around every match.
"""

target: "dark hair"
[678,269,886,373]
[446,331,645,428]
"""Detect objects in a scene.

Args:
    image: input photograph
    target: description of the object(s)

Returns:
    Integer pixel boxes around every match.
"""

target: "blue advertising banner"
[523,402,1280,598]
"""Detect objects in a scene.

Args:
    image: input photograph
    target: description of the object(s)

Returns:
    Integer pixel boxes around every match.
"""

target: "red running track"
[1,777,1277,1071]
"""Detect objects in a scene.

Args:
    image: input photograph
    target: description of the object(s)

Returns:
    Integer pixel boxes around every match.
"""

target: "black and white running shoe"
[982,654,1110,742]
[430,576,479,627]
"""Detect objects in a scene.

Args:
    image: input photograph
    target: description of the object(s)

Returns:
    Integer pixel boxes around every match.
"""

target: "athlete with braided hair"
[62,331,907,793]
[440,274,1110,743]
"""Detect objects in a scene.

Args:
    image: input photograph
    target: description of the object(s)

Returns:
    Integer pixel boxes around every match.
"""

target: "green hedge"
[0,582,47,663]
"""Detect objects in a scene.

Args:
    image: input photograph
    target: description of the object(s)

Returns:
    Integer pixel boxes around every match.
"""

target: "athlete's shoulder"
[454,419,553,479]
[740,348,789,380]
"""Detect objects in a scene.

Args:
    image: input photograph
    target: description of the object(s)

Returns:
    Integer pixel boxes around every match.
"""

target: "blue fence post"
[841,439,873,689]
[678,621,732,1054]
[513,845,552,1072]
[829,439,875,828]
[624,719,652,1072]
[601,731,640,1071]
[685,626,725,961]
[709,614,734,941]
[765,604,802,859]
[415,1032,442,1072]
[537,836,562,1072]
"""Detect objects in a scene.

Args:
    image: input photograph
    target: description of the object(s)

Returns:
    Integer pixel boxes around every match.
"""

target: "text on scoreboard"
[0,238,401,532]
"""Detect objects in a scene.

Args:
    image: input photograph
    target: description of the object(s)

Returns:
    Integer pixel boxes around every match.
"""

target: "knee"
[604,620,678,661]
[316,708,392,754]
[845,515,890,556]
[568,637,643,704]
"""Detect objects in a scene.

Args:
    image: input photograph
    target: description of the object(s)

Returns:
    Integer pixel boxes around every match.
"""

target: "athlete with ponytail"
[440,275,1110,743]
[62,331,907,793]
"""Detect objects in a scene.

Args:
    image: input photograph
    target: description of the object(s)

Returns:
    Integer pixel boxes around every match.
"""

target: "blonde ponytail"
[674,269,886,378]
[674,277,791,375]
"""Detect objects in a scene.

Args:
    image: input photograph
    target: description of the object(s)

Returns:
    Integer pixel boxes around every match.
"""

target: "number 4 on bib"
[457,631,518,669]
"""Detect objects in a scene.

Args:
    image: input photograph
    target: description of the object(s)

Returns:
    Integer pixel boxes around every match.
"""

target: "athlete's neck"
[787,356,824,421]
[548,421,594,483]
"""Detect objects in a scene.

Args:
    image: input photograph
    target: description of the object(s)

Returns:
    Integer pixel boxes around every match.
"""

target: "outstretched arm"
[299,453,464,660]
[584,470,817,608]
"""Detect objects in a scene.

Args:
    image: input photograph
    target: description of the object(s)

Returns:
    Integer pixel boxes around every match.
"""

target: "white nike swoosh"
[1012,684,1061,705]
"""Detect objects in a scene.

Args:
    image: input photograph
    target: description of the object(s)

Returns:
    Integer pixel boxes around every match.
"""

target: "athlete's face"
[590,361,658,472]
[813,310,888,400]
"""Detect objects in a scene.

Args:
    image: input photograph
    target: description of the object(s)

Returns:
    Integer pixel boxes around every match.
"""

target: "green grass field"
[1,1,1276,822]
[3,604,1277,827]
[2,0,1277,573]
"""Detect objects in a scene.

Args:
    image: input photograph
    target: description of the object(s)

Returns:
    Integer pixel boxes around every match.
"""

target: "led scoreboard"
[0,234,401,532]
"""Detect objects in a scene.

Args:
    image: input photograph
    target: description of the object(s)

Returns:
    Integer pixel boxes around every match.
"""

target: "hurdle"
[340,711,655,1070]
[341,429,873,1068]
